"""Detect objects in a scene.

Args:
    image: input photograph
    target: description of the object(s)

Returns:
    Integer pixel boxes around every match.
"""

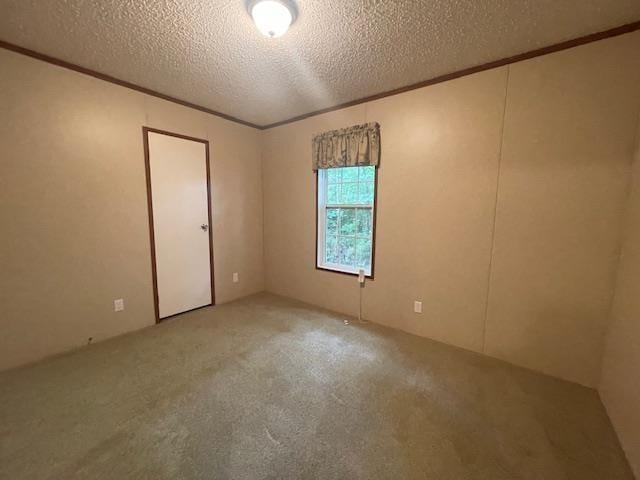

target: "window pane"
[358,182,374,204]
[356,237,372,269]
[327,168,342,184]
[338,236,356,266]
[326,208,339,236]
[359,166,375,181]
[342,167,359,182]
[327,184,339,204]
[325,235,339,264]
[339,208,356,235]
[341,183,359,204]
[356,208,372,236]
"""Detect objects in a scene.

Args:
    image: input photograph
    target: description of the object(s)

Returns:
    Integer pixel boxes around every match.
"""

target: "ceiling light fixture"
[248,0,296,38]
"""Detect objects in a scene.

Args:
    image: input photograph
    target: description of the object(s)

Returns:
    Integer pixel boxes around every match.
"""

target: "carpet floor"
[0,293,634,479]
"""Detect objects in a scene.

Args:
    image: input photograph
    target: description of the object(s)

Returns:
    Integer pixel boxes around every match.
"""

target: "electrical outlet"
[114,298,125,312]
[414,301,422,314]
[233,272,239,283]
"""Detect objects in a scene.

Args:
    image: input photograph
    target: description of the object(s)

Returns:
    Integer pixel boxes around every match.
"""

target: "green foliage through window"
[320,166,375,273]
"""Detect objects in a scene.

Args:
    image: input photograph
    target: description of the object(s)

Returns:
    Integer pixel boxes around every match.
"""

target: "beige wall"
[600,118,640,477]
[263,68,507,355]
[484,32,640,386]
[0,49,264,371]
[262,31,640,387]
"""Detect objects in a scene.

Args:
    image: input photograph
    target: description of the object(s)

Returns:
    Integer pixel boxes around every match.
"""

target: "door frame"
[142,126,216,323]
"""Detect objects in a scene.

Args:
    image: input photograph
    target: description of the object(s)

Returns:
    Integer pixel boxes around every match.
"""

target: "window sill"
[316,264,374,280]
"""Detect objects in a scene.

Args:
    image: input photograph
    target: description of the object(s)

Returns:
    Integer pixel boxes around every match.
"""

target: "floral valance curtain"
[312,122,380,171]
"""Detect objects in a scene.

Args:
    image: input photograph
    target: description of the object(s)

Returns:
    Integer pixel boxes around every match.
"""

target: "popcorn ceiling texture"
[0,0,639,126]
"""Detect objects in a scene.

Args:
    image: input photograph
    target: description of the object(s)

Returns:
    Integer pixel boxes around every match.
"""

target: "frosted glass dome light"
[249,0,295,38]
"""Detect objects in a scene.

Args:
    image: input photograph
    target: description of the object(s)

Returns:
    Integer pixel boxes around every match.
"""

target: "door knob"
[201,224,209,231]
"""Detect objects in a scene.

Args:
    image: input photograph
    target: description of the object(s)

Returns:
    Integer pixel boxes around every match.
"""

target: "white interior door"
[147,131,213,319]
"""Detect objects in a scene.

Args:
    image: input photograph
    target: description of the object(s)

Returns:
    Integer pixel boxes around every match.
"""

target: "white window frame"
[316,167,376,277]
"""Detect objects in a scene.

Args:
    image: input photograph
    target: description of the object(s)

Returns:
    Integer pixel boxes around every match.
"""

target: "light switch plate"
[233,272,239,283]
[114,299,124,312]
[414,301,422,314]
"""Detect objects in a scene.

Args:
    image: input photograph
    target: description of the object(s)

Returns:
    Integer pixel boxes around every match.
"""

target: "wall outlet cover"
[414,301,422,314]
[233,272,239,283]
[114,298,125,312]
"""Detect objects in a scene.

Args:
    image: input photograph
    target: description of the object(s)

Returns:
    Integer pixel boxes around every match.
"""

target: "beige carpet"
[0,293,633,479]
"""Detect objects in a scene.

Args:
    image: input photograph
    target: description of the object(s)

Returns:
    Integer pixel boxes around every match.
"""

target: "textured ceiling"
[1,0,639,127]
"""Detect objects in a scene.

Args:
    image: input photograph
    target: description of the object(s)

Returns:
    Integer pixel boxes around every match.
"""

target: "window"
[316,166,377,277]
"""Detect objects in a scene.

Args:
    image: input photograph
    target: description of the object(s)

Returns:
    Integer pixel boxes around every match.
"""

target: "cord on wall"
[358,269,367,323]
[344,270,367,326]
